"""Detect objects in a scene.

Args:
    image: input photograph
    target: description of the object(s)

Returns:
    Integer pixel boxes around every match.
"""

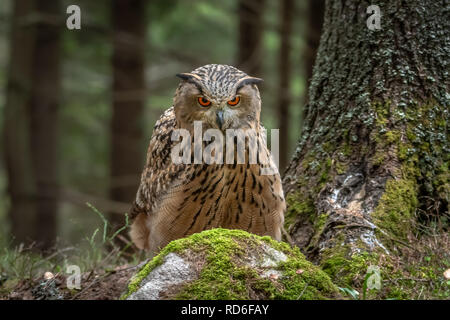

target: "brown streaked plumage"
[129,64,285,256]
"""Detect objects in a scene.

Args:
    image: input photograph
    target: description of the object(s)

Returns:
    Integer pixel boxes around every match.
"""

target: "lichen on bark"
[282,0,449,293]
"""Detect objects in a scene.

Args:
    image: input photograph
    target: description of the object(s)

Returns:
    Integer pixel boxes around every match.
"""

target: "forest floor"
[1,229,449,300]
[1,205,449,300]
[1,265,135,300]
[0,204,145,300]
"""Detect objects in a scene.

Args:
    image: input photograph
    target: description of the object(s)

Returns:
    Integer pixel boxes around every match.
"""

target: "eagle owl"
[129,64,285,255]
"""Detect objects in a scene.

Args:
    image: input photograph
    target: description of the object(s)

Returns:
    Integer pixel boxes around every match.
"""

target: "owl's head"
[173,64,263,132]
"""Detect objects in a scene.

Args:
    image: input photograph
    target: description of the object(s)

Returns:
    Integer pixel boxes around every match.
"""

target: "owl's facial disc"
[175,65,263,132]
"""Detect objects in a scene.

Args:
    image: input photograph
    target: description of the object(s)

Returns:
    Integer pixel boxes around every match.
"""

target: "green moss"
[398,143,411,161]
[320,245,379,289]
[372,177,417,241]
[320,159,332,181]
[315,213,328,233]
[384,130,401,144]
[371,152,386,167]
[370,100,448,241]
[383,252,450,300]
[396,102,447,196]
[284,194,316,229]
[338,140,352,157]
[319,240,450,300]
[335,160,347,175]
[435,168,449,202]
[385,287,409,300]
[307,213,329,250]
[122,229,338,300]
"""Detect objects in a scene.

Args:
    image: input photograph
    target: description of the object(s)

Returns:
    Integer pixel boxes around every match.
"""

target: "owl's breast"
[174,162,284,236]
[148,158,285,250]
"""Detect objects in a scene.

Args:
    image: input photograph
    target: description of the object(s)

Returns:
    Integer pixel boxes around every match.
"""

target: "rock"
[127,253,197,300]
[44,272,54,280]
[122,228,338,300]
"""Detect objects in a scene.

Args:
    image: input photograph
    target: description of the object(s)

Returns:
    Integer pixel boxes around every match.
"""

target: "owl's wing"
[129,107,184,220]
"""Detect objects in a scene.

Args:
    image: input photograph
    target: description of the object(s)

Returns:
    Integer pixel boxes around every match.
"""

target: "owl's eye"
[227,96,240,106]
[198,97,211,107]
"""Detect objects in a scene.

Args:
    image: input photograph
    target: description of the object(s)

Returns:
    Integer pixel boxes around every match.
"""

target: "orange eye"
[227,96,240,106]
[198,97,211,107]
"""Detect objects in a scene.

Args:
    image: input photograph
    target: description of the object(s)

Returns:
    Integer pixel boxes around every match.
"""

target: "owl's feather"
[129,65,285,255]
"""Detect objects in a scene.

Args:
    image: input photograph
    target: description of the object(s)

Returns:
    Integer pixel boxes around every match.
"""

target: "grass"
[0,203,140,299]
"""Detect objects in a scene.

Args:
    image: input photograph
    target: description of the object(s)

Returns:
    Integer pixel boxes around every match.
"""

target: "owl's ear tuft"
[176,73,200,82]
[176,73,204,92]
[176,73,204,89]
[236,76,264,91]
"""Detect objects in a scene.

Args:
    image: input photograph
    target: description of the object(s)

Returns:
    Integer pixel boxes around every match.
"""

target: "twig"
[70,265,139,300]
[36,247,76,266]
[297,281,310,300]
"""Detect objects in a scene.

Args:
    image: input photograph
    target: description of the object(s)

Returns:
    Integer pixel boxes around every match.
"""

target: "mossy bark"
[283,0,449,265]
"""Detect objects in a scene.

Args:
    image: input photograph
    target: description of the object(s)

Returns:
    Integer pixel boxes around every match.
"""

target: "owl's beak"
[216,110,224,129]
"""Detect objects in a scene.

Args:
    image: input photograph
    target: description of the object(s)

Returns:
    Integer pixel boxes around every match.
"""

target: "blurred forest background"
[0,0,325,251]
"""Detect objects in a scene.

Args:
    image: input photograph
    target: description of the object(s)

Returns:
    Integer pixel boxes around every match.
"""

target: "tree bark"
[110,0,147,230]
[236,0,265,77]
[3,0,37,247]
[302,0,324,123]
[277,0,294,172]
[28,0,62,250]
[283,0,448,262]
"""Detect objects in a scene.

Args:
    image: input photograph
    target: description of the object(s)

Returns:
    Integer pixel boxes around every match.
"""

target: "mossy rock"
[121,228,339,300]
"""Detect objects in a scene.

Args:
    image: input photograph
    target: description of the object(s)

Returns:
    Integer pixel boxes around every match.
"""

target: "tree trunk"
[110,0,147,230]
[283,0,448,266]
[277,0,294,172]
[236,0,265,77]
[3,0,37,247]
[28,0,62,250]
[302,0,324,123]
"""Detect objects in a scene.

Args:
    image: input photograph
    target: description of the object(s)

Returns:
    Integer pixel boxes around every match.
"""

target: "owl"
[129,64,285,256]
